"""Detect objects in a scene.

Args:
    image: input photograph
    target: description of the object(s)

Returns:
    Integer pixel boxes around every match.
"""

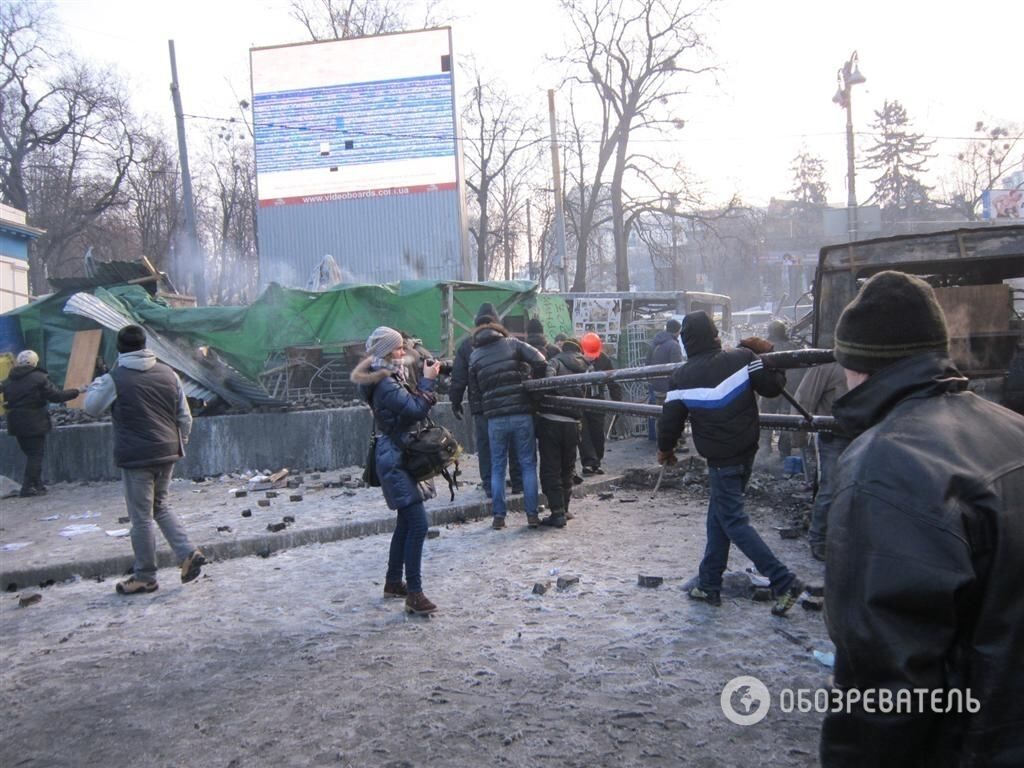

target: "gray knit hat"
[833,271,949,373]
[365,326,404,357]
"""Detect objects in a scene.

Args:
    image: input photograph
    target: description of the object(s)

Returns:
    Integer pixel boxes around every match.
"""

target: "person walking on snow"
[656,311,804,615]
[84,325,206,595]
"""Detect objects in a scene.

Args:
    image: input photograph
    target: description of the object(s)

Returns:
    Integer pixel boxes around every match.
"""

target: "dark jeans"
[808,434,851,548]
[387,500,428,593]
[579,409,606,469]
[474,414,522,494]
[537,417,578,513]
[699,459,794,594]
[16,435,46,491]
[488,414,539,517]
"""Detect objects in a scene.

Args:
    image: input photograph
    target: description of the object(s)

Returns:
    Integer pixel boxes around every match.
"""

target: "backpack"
[401,418,462,501]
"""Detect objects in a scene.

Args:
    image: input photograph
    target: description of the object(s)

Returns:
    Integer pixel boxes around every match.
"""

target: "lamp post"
[832,51,866,241]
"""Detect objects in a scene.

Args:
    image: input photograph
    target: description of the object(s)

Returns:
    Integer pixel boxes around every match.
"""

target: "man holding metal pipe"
[656,310,804,614]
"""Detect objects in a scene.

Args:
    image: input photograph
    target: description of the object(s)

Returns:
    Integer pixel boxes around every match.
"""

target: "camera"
[425,358,454,376]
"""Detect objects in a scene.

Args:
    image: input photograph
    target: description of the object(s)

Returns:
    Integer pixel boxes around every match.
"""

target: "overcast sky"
[53,0,1022,208]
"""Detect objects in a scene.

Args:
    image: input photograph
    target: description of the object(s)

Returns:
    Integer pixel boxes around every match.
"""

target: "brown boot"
[383,581,407,598]
[405,591,437,615]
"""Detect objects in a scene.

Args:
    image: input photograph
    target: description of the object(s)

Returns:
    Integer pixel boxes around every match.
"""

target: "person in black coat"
[1,350,79,497]
[449,303,523,497]
[578,332,623,474]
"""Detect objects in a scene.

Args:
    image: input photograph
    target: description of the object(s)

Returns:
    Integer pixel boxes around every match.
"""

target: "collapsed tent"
[4,280,573,409]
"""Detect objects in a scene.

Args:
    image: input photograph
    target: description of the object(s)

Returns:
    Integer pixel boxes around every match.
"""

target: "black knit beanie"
[527,317,544,335]
[117,324,147,353]
[833,271,948,373]
[475,302,498,326]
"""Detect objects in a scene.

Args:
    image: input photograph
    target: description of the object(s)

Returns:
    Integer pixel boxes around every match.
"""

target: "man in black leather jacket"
[822,271,1024,768]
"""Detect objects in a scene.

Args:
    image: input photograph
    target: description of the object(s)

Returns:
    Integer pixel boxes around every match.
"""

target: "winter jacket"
[449,335,482,415]
[84,350,192,468]
[582,352,624,401]
[658,311,785,466]
[351,358,437,511]
[646,330,683,394]
[468,323,548,418]
[821,352,1024,768]
[527,333,561,360]
[1,365,78,438]
[538,349,588,420]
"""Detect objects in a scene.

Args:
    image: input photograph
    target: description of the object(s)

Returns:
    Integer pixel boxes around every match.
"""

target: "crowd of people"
[4,271,1023,765]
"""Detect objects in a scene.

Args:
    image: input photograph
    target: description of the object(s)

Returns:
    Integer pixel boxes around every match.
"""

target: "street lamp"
[832,51,866,241]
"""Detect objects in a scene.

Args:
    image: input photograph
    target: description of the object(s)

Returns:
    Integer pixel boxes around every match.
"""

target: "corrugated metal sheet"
[257,189,468,289]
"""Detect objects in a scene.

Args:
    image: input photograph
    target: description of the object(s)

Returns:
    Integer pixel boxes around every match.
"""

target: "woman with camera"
[351,326,442,615]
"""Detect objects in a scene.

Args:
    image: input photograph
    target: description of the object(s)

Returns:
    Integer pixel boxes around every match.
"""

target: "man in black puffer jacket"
[0,350,79,496]
[449,303,522,498]
[821,271,1024,768]
[469,321,548,529]
[657,311,804,615]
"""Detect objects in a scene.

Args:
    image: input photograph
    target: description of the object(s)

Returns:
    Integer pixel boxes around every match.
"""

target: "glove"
[739,336,774,355]
[656,449,678,466]
[451,402,463,421]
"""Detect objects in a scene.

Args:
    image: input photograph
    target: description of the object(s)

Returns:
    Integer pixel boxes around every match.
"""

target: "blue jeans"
[698,460,794,594]
[474,414,522,495]
[123,464,195,582]
[808,434,851,548]
[487,413,539,517]
[387,501,428,593]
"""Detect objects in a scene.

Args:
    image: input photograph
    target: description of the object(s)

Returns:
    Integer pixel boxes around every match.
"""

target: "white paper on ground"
[37,514,61,521]
[58,524,102,537]
[68,511,101,520]
[2,542,33,551]
[104,529,130,537]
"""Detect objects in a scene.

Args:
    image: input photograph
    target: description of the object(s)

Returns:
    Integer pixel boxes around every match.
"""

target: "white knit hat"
[16,350,39,367]
[365,326,404,357]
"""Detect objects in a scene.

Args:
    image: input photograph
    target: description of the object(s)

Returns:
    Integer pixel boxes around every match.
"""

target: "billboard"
[250,29,468,287]
[982,189,1024,220]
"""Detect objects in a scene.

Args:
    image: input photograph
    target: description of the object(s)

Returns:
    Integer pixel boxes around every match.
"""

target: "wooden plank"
[64,329,103,409]
[934,285,1010,335]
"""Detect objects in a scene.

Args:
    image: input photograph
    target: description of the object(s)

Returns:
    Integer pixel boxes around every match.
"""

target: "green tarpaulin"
[5,280,573,386]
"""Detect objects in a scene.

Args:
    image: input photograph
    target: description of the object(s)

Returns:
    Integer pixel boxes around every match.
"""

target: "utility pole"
[168,40,205,305]
[832,51,866,243]
[548,89,568,292]
[526,199,534,284]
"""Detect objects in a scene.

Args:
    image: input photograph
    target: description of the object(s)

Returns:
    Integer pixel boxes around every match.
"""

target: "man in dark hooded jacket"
[820,271,1024,768]
[526,317,561,359]
[449,303,522,497]
[656,311,804,615]
[646,318,683,441]
[1,350,79,496]
[535,338,588,528]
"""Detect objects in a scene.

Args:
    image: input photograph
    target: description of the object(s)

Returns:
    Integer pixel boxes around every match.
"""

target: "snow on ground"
[1,470,831,768]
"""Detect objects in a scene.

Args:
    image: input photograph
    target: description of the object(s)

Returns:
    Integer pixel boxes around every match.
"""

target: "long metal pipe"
[540,395,838,433]
[522,349,835,393]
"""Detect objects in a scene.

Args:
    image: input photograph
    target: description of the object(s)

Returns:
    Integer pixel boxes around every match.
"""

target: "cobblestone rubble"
[1,466,830,768]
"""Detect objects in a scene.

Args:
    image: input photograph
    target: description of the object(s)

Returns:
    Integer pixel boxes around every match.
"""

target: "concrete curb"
[2,476,627,591]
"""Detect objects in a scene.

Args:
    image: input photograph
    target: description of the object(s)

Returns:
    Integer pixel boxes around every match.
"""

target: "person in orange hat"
[578,332,622,475]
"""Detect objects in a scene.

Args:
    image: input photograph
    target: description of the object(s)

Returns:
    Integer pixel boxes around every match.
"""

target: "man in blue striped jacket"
[656,311,804,615]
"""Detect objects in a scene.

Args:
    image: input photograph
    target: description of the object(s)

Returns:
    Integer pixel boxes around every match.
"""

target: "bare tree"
[125,131,183,271]
[1,0,139,292]
[560,0,712,290]
[944,121,1024,220]
[462,69,543,280]
[289,0,441,39]
[199,125,259,305]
